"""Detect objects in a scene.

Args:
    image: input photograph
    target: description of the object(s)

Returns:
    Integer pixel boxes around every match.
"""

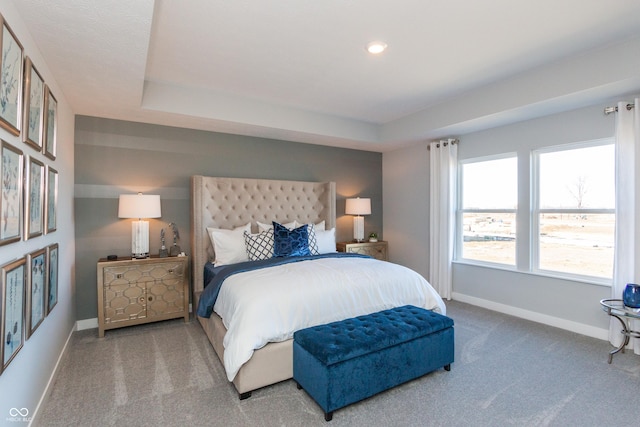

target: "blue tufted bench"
[293,305,454,421]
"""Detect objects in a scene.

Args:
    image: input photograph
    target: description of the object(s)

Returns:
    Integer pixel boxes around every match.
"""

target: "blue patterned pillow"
[273,222,311,257]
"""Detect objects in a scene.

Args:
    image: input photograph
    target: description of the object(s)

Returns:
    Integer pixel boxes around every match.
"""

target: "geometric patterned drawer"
[103,281,147,324]
[147,280,184,317]
[97,256,189,337]
[336,241,388,261]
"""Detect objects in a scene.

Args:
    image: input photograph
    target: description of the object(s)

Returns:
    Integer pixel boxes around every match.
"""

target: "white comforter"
[213,256,446,381]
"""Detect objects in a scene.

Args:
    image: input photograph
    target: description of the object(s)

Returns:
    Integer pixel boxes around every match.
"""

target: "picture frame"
[25,156,44,239]
[0,15,23,136]
[42,85,56,160]
[26,248,45,339]
[45,166,57,234]
[0,140,22,245]
[22,56,44,151]
[1,257,26,374]
[45,243,58,315]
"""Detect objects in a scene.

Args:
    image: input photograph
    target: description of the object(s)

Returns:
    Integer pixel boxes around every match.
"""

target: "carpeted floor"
[33,301,640,426]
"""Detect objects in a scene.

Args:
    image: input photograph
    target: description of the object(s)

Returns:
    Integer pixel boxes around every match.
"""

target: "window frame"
[455,153,518,268]
[531,139,615,282]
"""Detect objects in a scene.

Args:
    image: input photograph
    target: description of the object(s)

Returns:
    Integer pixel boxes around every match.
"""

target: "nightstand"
[96,256,189,337]
[336,241,388,261]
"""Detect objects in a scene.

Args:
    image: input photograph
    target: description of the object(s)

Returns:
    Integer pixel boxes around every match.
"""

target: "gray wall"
[382,142,429,278]
[384,101,625,338]
[453,103,617,335]
[75,116,382,321]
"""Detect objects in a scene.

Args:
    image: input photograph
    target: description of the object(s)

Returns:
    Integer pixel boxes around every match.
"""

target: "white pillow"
[294,220,325,231]
[207,223,251,266]
[257,220,296,233]
[316,227,336,254]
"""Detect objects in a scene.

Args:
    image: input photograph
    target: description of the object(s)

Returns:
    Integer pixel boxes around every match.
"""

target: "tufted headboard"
[190,176,336,295]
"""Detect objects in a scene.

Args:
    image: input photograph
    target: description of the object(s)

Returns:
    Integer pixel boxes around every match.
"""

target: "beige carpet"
[33,301,640,426]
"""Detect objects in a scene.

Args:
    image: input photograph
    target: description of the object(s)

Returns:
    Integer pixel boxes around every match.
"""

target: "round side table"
[600,298,640,363]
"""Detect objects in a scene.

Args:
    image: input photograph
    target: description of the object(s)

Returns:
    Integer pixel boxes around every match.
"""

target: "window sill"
[452,259,612,288]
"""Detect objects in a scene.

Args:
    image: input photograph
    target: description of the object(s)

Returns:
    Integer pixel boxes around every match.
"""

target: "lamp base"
[352,216,365,242]
[131,220,150,259]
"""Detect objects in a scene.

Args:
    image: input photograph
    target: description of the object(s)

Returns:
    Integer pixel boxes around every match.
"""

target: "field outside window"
[459,156,517,266]
[535,142,615,279]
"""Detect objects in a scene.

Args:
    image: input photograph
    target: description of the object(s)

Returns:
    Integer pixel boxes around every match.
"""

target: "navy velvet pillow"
[273,221,311,257]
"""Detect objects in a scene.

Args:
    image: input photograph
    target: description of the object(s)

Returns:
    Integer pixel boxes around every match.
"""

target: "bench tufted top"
[293,305,454,365]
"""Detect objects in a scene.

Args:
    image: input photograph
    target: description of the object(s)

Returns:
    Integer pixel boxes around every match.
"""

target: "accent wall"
[74,116,383,321]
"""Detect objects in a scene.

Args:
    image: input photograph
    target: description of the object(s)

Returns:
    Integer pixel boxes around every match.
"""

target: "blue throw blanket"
[196,253,370,318]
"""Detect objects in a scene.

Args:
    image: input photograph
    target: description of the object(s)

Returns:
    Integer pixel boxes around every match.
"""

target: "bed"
[190,175,445,398]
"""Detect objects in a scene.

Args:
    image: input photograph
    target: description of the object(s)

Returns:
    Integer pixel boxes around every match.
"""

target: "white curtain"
[429,139,457,300]
[610,98,640,354]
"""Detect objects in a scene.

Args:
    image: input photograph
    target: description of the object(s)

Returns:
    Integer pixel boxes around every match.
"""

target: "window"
[458,155,517,265]
[456,138,615,283]
[534,141,614,279]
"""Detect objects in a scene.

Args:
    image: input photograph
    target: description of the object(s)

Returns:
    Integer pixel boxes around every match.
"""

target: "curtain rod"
[604,103,634,115]
[427,139,458,150]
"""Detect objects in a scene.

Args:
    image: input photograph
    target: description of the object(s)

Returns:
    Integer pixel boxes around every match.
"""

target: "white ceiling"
[11,0,640,152]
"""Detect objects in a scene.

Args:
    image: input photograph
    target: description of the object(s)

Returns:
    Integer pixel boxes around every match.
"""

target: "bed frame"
[190,176,336,398]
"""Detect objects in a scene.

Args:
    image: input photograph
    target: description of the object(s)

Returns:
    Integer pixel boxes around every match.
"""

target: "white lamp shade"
[345,197,371,216]
[118,194,161,219]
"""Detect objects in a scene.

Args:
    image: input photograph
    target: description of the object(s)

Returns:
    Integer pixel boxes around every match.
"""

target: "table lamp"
[118,193,161,258]
[345,197,371,242]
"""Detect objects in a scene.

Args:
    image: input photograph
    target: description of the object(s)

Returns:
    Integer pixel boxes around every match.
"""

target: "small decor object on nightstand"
[158,228,168,257]
[368,232,378,242]
[168,222,181,257]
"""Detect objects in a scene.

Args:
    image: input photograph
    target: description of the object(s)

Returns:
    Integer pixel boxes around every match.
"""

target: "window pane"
[539,144,614,209]
[462,213,516,265]
[538,213,614,278]
[462,157,517,209]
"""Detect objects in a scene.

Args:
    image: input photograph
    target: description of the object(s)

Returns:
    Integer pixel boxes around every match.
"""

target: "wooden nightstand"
[336,241,388,261]
[96,256,189,337]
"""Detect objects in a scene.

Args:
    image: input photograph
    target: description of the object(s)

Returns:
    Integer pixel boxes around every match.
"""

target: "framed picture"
[0,15,23,136]
[22,56,44,151]
[45,166,57,234]
[46,243,58,315]
[1,257,26,374]
[42,86,56,160]
[0,140,22,245]
[26,248,45,338]
[25,156,44,239]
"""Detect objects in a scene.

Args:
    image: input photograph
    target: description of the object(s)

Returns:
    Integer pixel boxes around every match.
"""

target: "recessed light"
[366,41,387,54]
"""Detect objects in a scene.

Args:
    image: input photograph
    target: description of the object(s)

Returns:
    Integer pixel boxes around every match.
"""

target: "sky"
[462,143,615,209]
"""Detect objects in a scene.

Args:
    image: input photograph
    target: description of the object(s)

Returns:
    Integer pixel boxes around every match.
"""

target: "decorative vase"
[623,283,640,308]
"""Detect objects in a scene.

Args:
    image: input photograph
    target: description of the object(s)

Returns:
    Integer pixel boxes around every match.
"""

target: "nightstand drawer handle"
[168,269,174,273]
[116,274,123,279]
[148,296,153,302]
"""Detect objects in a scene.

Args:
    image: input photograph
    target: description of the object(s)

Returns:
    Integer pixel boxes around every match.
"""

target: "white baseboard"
[29,325,75,427]
[451,292,609,341]
[76,317,98,331]
[75,303,192,331]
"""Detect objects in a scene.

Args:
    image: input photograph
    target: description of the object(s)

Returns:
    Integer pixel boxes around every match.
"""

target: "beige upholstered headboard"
[190,176,336,295]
